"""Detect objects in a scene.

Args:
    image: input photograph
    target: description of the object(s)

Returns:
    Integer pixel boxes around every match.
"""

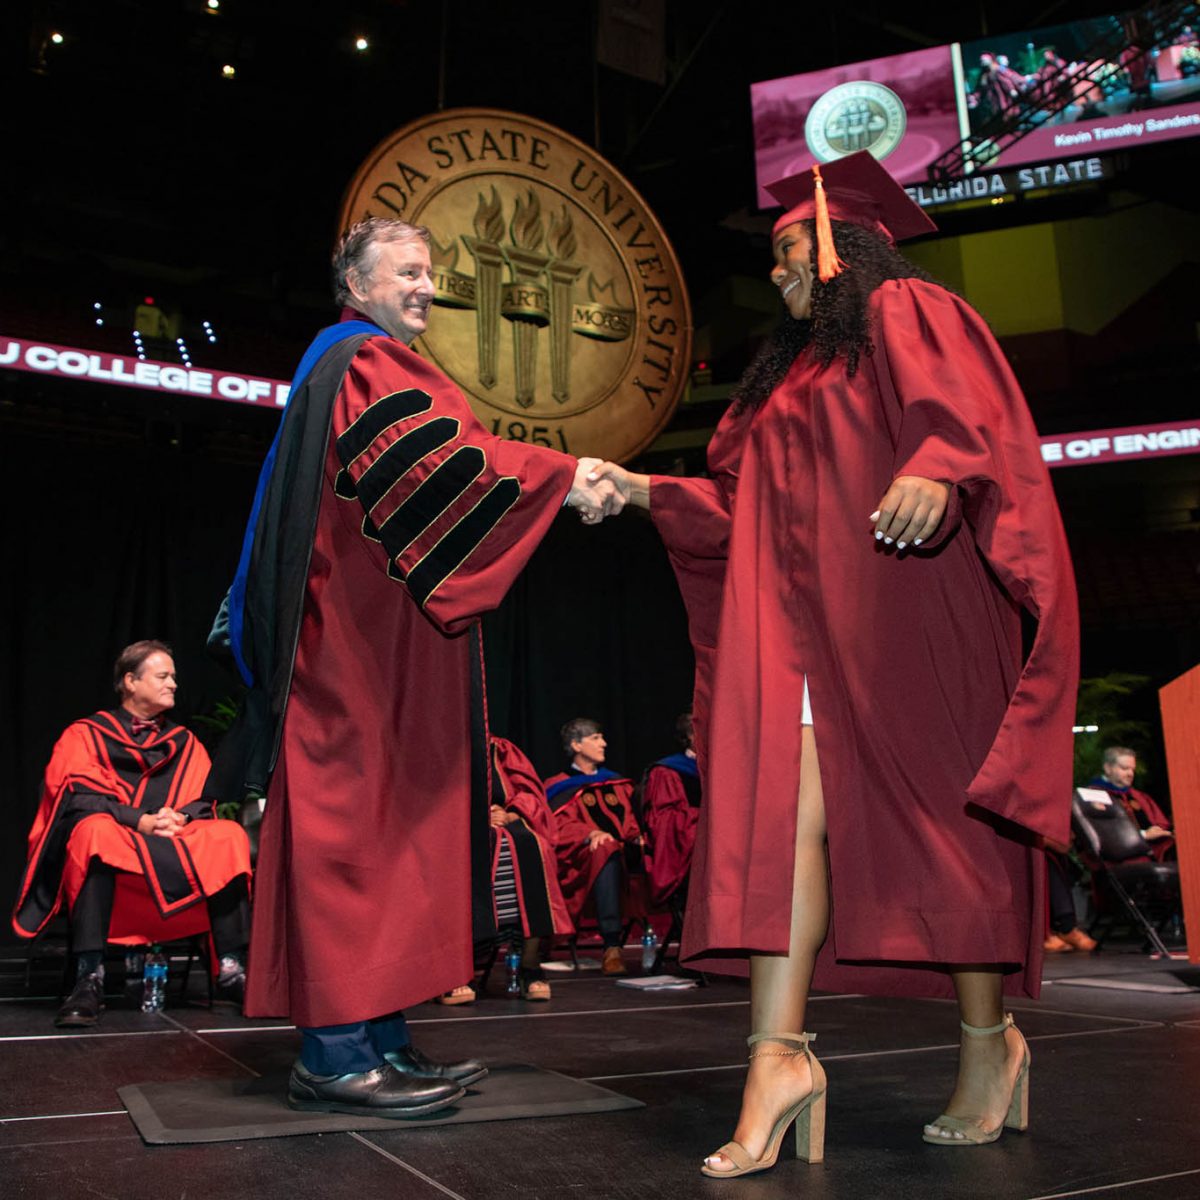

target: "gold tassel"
[812,165,847,283]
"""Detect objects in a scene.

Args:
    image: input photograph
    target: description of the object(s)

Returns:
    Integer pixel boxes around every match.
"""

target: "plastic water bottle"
[141,945,168,1012]
[641,927,659,973]
[505,949,522,996]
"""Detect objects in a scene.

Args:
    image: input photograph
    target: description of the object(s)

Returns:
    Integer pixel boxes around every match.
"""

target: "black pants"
[591,855,623,948]
[1046,850,1078,935]
[70,861,251,958]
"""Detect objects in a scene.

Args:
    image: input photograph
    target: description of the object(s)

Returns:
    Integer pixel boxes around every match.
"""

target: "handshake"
[567,458,648,524]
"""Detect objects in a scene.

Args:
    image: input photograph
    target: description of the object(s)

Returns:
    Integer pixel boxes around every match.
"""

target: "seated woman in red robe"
[591,153,1077,1177]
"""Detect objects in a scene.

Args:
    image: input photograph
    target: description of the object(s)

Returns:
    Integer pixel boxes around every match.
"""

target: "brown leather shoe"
[1062,927,1097,952]
[1043,933,1073,953]
[601,946,627,976]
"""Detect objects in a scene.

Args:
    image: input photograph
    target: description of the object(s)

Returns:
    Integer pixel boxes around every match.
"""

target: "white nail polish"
[869,510,880,521]
[884,537,893,545]
[897,541,906,549]
[874,531,883,540]
[913,538,923,546]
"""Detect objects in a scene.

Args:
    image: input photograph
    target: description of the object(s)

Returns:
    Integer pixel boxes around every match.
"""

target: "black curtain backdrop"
[0,425,694,946]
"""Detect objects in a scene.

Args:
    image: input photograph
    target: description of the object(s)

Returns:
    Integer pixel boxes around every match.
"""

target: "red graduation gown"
[489,737,573,937]
[246,335,576,1025]
[651,279,1079,999]
[13,711,250,941]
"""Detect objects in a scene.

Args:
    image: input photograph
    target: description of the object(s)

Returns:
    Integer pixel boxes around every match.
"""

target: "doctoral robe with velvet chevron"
[650,279,1079,1000]
[244,312,576,1026]
[13,709,250,941]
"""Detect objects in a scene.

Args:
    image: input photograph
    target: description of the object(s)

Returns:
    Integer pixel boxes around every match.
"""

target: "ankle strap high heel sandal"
[923,1013,1031,1146]
[700,1032,827,1178]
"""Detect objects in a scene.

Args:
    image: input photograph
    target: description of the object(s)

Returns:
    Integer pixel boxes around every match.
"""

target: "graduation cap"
[765,151,937,282]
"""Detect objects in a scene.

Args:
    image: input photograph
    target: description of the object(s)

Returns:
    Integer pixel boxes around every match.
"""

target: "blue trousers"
[299,1012,411,1075]
[592,854,623,947]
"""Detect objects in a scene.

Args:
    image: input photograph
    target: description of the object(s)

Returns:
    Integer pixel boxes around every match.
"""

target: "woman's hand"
[869,476,951,550]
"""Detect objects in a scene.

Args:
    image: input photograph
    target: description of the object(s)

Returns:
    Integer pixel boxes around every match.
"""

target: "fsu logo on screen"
[339,109,692,464]
[805,81,908,163]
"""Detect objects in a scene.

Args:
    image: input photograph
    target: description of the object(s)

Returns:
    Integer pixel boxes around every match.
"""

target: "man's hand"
[490,805,519,828]
[587,829,615,852]
[870,476,950,550]
[587,461,651,511]
[139,809,187,838]
[568,457,624,525]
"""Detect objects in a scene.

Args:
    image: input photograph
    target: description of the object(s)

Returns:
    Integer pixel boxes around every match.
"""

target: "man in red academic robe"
[1087,746,1175,861]
[642,711,702,909]
[544,718,641,976]
[208,217,619,1119]
[13,641,252,1027]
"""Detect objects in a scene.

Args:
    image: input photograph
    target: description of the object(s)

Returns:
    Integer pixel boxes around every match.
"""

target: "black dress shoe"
[55,972,104,1028]
[287,1060,464,1118]
[384,1043,489,1087]
[214,959,246,1006]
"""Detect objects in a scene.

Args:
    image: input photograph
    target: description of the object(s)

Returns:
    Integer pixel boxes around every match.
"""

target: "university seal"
[339,109,692,463]
[804,81,907,164]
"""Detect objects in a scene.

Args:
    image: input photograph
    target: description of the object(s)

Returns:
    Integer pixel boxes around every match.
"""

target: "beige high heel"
[701,1031,827,1178]
[923,1013,1030,1146]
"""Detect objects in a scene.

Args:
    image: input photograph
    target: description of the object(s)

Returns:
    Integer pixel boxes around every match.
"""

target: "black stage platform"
[3,941,1199,1199]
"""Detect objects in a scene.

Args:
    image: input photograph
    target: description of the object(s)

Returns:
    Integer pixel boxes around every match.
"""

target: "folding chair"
[1070,788,1182,958]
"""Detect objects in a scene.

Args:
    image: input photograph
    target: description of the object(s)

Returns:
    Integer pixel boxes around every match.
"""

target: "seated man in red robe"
[544,718,640,976]
[13,641,253,1027]
[642,710,702,910]
[1086,746,1174,861]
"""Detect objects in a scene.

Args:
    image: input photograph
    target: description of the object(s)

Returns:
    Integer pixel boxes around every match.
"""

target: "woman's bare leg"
[932,967,1027,1135]
[705,725,829,1170]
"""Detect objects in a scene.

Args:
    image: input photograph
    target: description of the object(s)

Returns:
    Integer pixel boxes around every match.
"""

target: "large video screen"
[751,10,1200,204]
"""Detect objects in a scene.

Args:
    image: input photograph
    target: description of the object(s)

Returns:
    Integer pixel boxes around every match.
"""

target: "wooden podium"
[1160,664,1200,964]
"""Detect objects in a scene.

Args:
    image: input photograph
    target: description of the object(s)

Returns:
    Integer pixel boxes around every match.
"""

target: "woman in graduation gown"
[590,152,1078,1177]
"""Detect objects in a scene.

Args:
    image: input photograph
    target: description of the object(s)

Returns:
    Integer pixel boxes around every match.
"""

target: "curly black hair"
[730,220,939,414]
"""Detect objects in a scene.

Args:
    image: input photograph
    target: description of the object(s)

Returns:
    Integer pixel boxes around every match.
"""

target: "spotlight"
[207,0,220,9]
[96,318,104,326]
[222,64,236,79]
[93,302,102,310]
[50,32,64,45]
[355,36,369,52]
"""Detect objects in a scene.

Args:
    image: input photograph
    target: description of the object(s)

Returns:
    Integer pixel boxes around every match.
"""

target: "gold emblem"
[339,109,692,463]
[584,793,597,807]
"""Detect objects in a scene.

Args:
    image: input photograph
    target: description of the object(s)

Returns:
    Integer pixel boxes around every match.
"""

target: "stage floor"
[3,940,1199,1199]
